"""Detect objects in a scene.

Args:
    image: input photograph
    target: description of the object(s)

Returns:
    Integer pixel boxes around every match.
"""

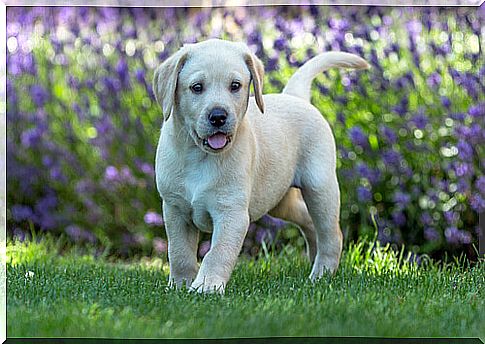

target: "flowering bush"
[6,6,484,258]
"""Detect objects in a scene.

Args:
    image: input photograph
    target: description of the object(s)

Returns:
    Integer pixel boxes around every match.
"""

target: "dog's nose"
[208,108,227,127]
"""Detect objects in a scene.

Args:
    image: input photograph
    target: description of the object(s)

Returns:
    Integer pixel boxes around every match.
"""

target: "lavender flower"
[144,211,164,226]
[411,110,429,129]
[349,126,369,148]
[11,205,33,222]
[475,176,485,195]
[424,227,440,241]
[153,237,168,254]
[30,85,49,107]
[357,186,372,202]
[393,191,411,208]
[379,125,398,144]
[468,104,483,118]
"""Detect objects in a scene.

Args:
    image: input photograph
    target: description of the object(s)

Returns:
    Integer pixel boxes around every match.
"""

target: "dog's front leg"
[163,202,199,289]
[190,210,249,294]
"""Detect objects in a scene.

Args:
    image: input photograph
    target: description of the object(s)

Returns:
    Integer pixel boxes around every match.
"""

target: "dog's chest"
[157,157,214,233]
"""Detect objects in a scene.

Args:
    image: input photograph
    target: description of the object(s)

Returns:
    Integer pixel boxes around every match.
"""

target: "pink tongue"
[207,133,228,149]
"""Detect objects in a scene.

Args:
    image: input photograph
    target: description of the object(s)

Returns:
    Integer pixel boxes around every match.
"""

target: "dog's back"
[247,51,369,162]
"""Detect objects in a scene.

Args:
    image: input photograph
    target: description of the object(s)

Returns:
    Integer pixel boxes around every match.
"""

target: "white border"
[1,2,483,343]
[0,0,6,342]
[3,0,485,6]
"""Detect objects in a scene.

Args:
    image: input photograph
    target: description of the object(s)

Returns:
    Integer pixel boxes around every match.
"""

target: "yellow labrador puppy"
[153,39,368,293]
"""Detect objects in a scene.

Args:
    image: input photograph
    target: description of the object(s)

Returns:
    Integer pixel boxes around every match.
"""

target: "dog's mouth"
[202,132,232,151]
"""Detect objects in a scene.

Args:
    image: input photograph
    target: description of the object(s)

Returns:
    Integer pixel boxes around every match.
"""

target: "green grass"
[6,238,485,339]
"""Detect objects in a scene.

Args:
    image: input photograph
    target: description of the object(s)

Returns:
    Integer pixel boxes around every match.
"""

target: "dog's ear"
[244,53,265,114]
[152,49,188,121]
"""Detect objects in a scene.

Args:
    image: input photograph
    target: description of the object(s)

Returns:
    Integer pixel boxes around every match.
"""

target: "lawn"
[6,239,484,339]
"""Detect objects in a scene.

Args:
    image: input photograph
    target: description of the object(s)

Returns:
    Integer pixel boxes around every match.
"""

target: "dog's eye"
[191,83,203,94]
[230,82,241,92]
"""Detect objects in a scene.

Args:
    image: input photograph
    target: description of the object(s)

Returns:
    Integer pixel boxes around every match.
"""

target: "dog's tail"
[282,52,370,102]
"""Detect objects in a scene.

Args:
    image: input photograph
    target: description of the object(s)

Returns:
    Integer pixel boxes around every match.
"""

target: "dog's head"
[153,39,264,154]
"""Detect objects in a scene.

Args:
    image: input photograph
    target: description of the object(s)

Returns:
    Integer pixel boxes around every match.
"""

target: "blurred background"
[6,6,484,260]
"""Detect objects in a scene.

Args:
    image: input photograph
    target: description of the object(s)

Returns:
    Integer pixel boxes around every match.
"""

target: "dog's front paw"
[309,255,339,281]
[190,275,226,294]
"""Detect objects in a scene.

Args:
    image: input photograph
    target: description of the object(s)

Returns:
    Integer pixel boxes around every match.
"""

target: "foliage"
[6,7,484,257]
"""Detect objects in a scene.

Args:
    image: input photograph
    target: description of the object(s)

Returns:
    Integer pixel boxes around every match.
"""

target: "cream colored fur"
[153,39,369,293]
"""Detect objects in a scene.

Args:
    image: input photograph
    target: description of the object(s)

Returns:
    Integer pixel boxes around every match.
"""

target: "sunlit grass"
[7,238,485,338]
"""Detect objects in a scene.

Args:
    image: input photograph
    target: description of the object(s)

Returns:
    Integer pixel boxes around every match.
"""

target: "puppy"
[153,39,368,293]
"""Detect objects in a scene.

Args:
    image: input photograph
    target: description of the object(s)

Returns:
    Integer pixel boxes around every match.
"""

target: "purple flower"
[10,205,33,222]
[445,227,472,245]
[459,231,472,244]
[411,110,429,129]
[391,211,406,227]
[424,227,440,241]
[65,225,81,241]
[445,226,460,245]
[13,228,28,242]
[65,225,96,243]
[357,186,372,202]
[266,57,279,72]
[382,149,402,167]
[273,37,287,51]
[468,104,483,118]
[469,123,484,145]
[441,96,451,108]
[255,226,272,244]
[30,85,49,107]
[379,125,398,144]
[457,178,469,194]
[35,194,57,213]
[153,237,168,254]
[475,176,485,195]
[104,166,119,182]
[457,140,474,161]
[356,163,381,185]
[144,211,164,226]
[102,76,122,93]
[393,97,409,116]
[420,212,433,226]
[138,162,154,176]
[444,211,458,225]
[393,191,411,208]
[135,69,145,84]
[20,128,42,148]
[95,117,113,136]
[426,72,441,88]
[406,20,422,35]
[450,112,466,122]
[470,194,485,212]
[260,214,286,229]
[328,17,349,30]
[50,166,65,182]
[454,162,471,177]
[120,166,136,185]
[349,126,369,148]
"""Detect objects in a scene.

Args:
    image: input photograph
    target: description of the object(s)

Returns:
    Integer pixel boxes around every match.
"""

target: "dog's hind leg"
[269,187,317,263]
[300,170,343,280]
